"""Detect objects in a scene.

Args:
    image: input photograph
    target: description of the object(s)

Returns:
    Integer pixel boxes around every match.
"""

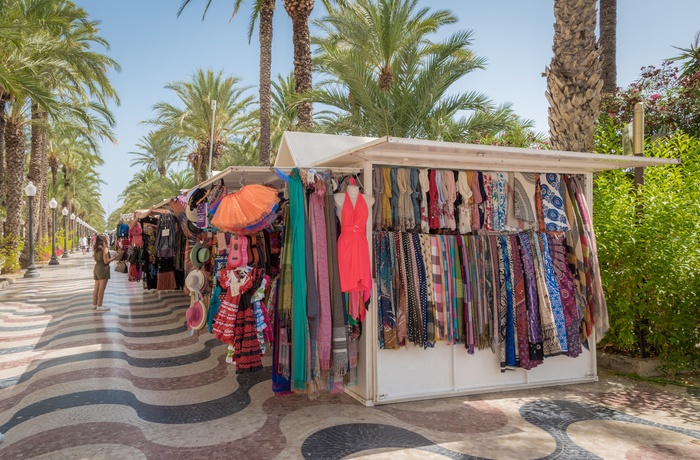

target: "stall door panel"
[453,347,528,391]
[376,343,453,402]
[526,347,596,384]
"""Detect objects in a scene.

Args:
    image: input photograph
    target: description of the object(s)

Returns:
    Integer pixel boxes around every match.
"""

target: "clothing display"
[373,171,607,373]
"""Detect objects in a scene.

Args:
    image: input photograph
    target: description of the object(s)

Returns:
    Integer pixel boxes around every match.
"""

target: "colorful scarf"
[539,173,570,231]
[310,185,332,371]
[289,170,308,391]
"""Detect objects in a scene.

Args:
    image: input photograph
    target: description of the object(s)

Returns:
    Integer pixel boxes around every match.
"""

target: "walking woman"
[93,235,121,311]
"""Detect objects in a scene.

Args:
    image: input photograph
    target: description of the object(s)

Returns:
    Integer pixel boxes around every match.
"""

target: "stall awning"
[275,132,680,173]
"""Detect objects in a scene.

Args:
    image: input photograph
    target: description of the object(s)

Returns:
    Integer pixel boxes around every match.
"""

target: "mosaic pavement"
[1,255,700,459]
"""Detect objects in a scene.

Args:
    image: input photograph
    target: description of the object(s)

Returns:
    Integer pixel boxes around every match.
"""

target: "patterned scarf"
[324,177,349,377]
[394,232,408,346]
[430,235,445,340]
[531,231,562,357]
[570,175,609,342]
[539,173,570,232]
[310,186,332,371]
[547,232,582,358]
[512,172,538,224]
[517,232,544,362]
[419,234,436,347]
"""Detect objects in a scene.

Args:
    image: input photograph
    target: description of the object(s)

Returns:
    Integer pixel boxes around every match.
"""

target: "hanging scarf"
[289,169,308,391]
[419,234,436,347]
[517,232,544,362]
[390,167,400,229]
[510,234,540,369]
[373,167,384,231]
[547,232,582,358]
[382,168,393,230]
[512,172,538,224]
[276,205,294,382]
[569,175,609,342]
[394,232,408,346]
[418,169,430,233]
[310,184,331,373]
[532,232,563,356]
[410,169,421,231]
[324,176,349,377]
[376,232,398,349]
[562,176,587,318]
[539,173,570,231]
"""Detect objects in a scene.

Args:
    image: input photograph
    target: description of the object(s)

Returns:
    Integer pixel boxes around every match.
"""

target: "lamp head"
[62,207,69,216]
[49,198,58,209]
[70,213,75,220]
[24,181,37,197]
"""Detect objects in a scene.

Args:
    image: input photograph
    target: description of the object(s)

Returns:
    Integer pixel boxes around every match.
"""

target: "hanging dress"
[337,191,372,299]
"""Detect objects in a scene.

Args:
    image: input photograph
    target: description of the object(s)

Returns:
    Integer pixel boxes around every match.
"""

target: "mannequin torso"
[334,185,374,219]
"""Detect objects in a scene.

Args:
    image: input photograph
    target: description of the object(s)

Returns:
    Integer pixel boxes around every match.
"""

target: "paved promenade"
[0,255,699,459]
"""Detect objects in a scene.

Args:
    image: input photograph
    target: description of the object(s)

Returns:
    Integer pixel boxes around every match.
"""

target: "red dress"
[337,191,371,297]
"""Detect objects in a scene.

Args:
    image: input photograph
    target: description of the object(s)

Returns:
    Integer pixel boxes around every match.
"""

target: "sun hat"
[185,269,205,293]
[186,188,207,222]
[190,242,211,268]
[186,300,207,330]
[210,184,279,232]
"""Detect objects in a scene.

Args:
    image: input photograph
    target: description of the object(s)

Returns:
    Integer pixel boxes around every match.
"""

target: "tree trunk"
[600,0,617,94]
[545,0,602,153]
[258,0,275,166]
[285,0,314,130]
[62,165,70,209]
[22,106,47,264]
[0,96,8,208]
[3,118,26,273]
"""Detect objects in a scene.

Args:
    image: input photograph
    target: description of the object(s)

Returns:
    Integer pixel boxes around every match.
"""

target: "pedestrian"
[93,235,121,311]
[79,234,88,255]
[90,233,97,252]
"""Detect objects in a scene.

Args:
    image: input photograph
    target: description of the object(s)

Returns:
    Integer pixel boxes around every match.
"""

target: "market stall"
[274,131,678,405]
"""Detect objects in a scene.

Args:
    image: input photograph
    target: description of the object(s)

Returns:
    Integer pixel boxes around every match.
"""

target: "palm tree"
[129,131,185,177]
[119,168,195,212]
[177,0,276,166]
[600,0,617,94]
[545,0,602,152]
[283,0,314,129]
[314,0,519,141]
[670,31,700,78]
[2,97,29,272]
[146,69,255,183]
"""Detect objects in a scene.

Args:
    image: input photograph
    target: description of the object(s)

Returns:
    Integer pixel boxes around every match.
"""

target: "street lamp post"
[62,207,69,258]
[70,213,75,253]
[48,198,59,266]
[23,182,39,278]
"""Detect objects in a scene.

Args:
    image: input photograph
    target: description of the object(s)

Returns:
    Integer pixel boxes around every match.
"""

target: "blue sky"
[74,0,700,221]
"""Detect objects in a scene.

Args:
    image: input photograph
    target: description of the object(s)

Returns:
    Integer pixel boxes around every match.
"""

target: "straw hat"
[186,300,207,330]
[185,269,205,293]
[190,242,211,268]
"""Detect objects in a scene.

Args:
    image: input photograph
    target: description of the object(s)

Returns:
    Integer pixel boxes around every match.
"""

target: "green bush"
[594,132,700,373]
[0,234,24,274]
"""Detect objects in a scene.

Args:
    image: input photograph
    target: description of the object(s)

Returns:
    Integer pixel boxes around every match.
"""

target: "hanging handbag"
[115,260,128,273]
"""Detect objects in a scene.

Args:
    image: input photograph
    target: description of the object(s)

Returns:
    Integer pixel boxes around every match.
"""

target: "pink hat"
[186,300,207,330]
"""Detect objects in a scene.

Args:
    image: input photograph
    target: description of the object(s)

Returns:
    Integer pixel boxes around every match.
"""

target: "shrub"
[0,234,24,274]
[594,132,700,373]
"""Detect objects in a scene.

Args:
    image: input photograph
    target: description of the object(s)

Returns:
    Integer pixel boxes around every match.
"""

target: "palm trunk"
[0,96,8,206]
[258,0,275,166]
[22,106,47,264]
[285,0,314,130]
[600,0,617,94]
[3,118,26,273]
[40,124,49,239]
[545,0,602,153]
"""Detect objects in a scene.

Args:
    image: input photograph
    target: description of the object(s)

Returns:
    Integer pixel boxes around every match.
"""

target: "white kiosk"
[267,131,676,406]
